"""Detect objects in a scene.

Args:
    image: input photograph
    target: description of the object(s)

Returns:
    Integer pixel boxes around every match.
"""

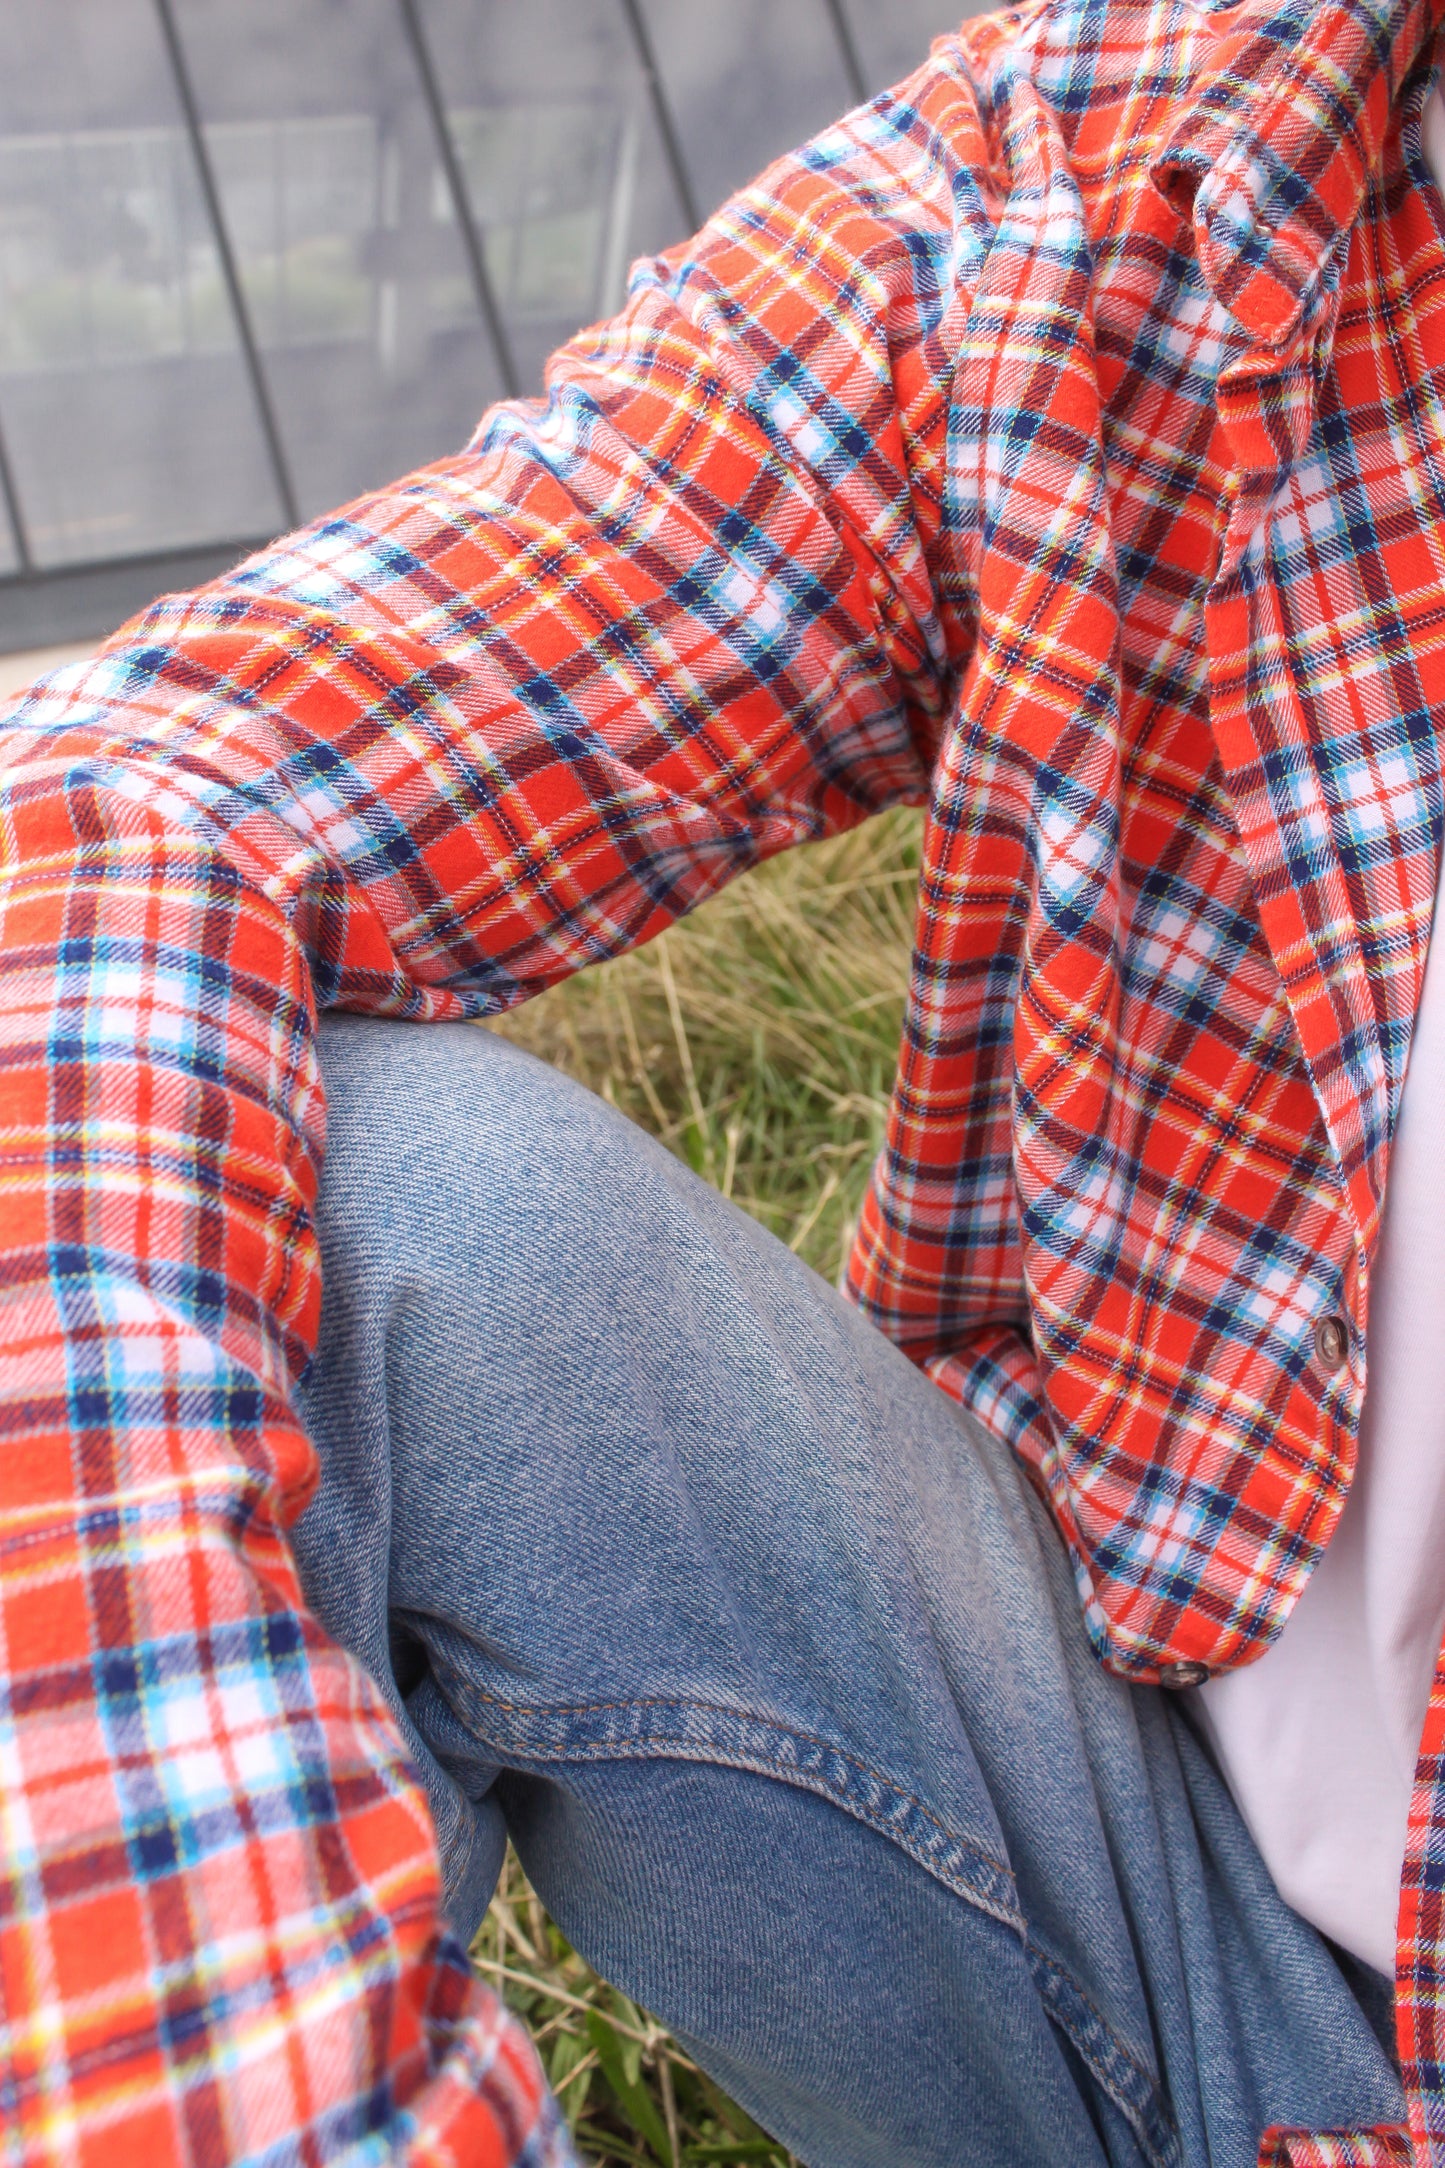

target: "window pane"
[170,0,509,521]
[0,0,284,568]
[637,0,856,221]
[841,2,988,96]
[418,0,691,393]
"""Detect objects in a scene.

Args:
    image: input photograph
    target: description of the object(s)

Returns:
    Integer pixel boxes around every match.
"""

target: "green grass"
[470,805,924,2165]
[473,1848,799,2166]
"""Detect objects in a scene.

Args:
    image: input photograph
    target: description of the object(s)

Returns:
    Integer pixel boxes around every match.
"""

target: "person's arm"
[0,37,992,2162]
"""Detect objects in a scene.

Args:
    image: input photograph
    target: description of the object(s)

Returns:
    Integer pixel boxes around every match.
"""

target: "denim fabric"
[292,1016,1406,2168]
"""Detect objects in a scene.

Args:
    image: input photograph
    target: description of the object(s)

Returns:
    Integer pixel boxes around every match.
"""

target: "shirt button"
[1313,1314,1349,1373]
[1159,1660,1210,1689]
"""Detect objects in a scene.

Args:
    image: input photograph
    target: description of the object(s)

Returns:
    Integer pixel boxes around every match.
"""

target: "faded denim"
[292,1014,1405,2168]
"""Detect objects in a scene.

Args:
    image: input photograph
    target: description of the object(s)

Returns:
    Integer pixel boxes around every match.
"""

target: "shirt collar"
[1150,0,1445,345]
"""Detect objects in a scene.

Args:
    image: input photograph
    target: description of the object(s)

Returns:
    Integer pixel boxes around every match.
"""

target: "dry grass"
[486,804,923,1280]
[470,805,923,2164]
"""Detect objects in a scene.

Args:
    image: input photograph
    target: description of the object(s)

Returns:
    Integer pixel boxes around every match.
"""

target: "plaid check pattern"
[4,0,1445,2157]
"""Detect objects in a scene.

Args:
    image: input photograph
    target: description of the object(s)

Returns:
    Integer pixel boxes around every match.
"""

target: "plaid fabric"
[1261,2134,1419,2166]
[3,0,1445,2157]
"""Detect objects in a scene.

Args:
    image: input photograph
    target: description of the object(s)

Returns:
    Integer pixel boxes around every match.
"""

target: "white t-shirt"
[1194,88,1445,1978]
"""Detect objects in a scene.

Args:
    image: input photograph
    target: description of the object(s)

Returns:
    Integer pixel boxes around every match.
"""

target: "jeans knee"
[316,1008,591,1182]
[311,1012,638,1297]
[305,1010,772,1459]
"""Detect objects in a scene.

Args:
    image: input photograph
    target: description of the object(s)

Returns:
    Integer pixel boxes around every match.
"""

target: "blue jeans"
[293,1016,1405,2168]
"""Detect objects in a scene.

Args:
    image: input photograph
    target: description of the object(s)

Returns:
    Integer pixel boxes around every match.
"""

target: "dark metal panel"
[822,0,868,104]
[168,0,510,521]
[152,0,300,528]
[633,0,856,222]
[618,0,700,233]
[416,0,693,394]
[396,0,519,398]
[0,413,31,575]
[838,0,987,95]
[0,0,287,570]
[0,536,270,653]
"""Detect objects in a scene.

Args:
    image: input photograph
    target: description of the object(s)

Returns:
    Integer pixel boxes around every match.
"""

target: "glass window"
[171,0,510,521]
[0,0,285,568]
[417,0,691,393]
[0,0,996,642]
[841,2,987,97]
[636,0,856,221]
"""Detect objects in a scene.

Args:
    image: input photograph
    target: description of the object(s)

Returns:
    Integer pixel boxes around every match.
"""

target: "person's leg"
[292,1014,1404,2168]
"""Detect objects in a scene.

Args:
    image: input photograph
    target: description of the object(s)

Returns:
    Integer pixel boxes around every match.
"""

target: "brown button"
[1313,1314,1349,1373]
[1159,1660,1210,1690]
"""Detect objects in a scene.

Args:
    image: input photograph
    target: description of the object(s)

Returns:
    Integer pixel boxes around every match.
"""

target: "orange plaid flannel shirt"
[7,0,1445,2158]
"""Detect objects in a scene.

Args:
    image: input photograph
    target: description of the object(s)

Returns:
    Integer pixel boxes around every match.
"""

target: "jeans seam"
[447,1681,1012,1869]
[428,1665,1187,2159]
[1025,1937,1184,2168]
[440,1682,1012,1870]
[438,1674,1181,2161]
[429,1679,992,1787]
[436,1669,1024,1930]
[437,1666,1172,2154]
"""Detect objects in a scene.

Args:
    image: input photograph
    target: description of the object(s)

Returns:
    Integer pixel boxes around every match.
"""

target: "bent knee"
[311,1012,690,1294]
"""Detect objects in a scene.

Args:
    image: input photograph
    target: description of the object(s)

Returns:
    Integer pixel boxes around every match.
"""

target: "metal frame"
[617,0,700,233]
[0,0,883,649]
[397,0,520,400]
[0,411,33,577]
[152,0,300,531]
[0,536,272,655]
[822,0,869,104]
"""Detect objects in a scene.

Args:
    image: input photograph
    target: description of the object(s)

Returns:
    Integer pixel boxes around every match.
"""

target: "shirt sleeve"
[0,43,992,2165]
